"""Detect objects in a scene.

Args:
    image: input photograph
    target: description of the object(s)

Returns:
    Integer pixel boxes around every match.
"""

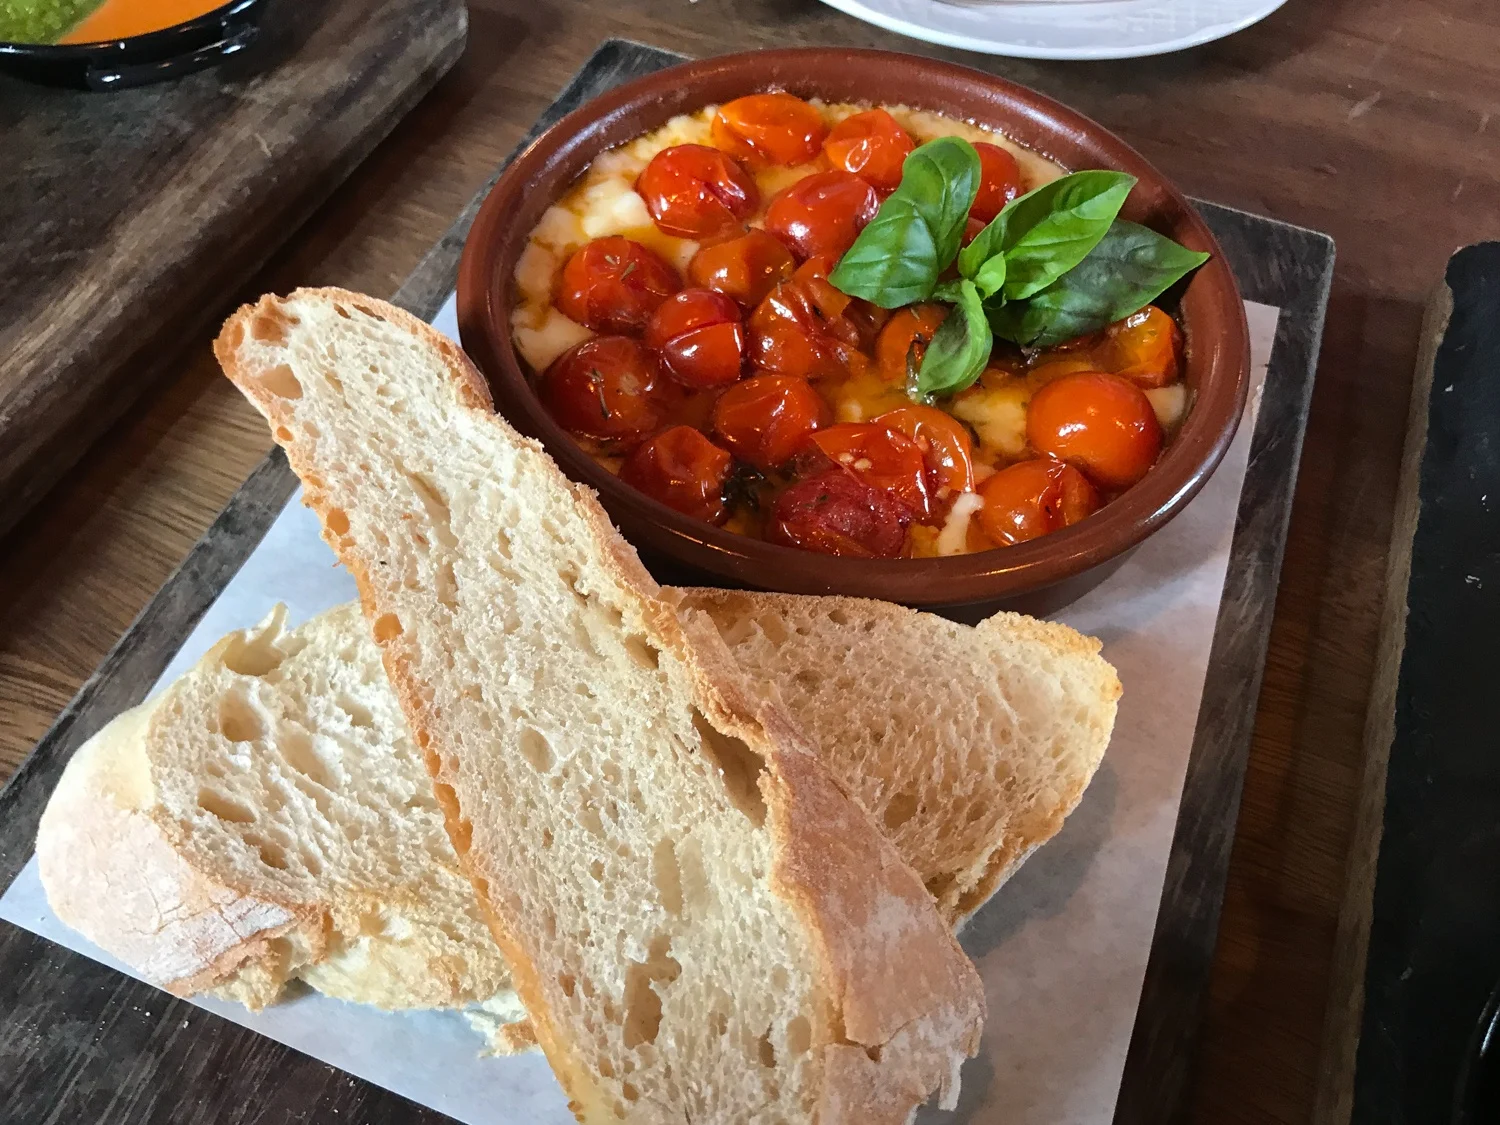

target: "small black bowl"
[0,0,264,90]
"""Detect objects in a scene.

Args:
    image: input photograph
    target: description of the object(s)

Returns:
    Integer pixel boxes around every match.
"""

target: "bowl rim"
[457,46,1251,606]
[0,0,260,55]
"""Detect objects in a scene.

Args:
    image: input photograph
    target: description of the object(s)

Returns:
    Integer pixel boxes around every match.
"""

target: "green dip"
[0,0,104,43]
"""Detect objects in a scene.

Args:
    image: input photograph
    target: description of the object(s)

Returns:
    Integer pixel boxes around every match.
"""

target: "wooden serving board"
[0,41,1335,1125]
[0,0,466,539]
[1316,243,1500,1125]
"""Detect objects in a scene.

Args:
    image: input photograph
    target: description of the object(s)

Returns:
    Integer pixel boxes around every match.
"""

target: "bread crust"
[217,288,985,1123]
[678,588,1121,929]
[36,700,311,1007]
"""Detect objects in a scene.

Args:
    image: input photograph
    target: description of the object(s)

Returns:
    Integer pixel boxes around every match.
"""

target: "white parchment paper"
[0,295,1281,1125]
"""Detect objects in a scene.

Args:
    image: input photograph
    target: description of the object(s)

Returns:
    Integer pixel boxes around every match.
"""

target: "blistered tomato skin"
[619,426,734,524]
[822,108,915,191]
[970,142,1024,224]
[712,374,828,470]
[875,405,977,496]
[1100,306,1183,388]
[637,144,759,240]
[712,93,827,166]
[687,230,797,308]
[977,459,1099,546]
[874,304,948,385]
[644,289,746,388]
[541,336,662,444]
[748,263,862,381]
[765,171,880,261]
[556,237,681,332]
[768,470,911,558]
[808,423,930,518]
[1027,372,1164,490]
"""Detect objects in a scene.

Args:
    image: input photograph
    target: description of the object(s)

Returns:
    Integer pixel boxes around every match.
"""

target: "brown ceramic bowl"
[457,48,1250,620]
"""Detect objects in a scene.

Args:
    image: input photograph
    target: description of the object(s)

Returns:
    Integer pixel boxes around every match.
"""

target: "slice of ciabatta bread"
[35,603,518,1035]
[215,289,984,1124]
[676,590,1119,927]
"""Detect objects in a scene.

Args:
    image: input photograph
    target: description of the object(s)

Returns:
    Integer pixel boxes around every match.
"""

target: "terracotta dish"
[457,48,1250,618]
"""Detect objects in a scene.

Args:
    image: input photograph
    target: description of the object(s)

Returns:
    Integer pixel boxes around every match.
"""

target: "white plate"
[818,0,1289,60]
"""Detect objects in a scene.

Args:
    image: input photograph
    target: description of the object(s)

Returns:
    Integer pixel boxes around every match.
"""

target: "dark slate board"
[0,0,466,538]
[1346,243,1500,1125]
[0,40,1335,1125]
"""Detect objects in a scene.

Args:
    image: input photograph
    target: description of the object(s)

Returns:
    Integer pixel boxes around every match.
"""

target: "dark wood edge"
[1308,282,1451,1125]
[0,0,468,539]
[1113,209,1335,1124]
[0,38,1337,1124]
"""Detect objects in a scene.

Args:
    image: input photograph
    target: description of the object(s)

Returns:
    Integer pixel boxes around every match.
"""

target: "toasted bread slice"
[214,289,984,1124]
[676,590,1118,927]
[35,603,517,1033]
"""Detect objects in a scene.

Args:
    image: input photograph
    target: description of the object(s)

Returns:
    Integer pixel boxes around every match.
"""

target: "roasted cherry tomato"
[1026,371,1164,489]
[977,458,1099,546]
[637,144,758,240]
[822,108,914,190]
[748,260,863,380]
[765,170,880,261]
[875,405,976,497]
[541,336,662,444]
[768,470,912,558]
[619,425,734,524]
[874,304,948,384]
[644,289,746,388]
[1098,306,1183,389]
[963,215,986,246]
[712,374,828,469]
[807,423,930,518]
[970,142,1023,224]
[556,237,680,332]
[687,229,796,308]
[712,93,827,166]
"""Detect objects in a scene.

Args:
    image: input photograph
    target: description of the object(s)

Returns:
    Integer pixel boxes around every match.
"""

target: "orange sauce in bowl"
[60,0,225,43]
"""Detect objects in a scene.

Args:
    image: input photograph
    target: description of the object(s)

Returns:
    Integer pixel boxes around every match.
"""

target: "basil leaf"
[899,137,982,272]
[931,278,966,303]
[959,170,1136,301]
[989,220,1210,348]
[916,279,991,399]
[828,196,941,309]
[972,252,1007,300]
[829,137,980,308]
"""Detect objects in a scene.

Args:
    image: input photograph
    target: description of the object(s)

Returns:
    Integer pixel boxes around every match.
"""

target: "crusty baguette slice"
[35,603,518,1034]
[36,589,1110,1052]
[36,588,1110,1036]
[215,289,984,1124]
[676,590,1119,927]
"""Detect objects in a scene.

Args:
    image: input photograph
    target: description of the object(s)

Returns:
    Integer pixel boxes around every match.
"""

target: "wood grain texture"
[3,0,1493,1119]
[1311,278,1452,1125]
[0,0,466,538]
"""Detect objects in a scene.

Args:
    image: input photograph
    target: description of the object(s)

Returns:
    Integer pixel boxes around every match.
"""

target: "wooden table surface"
[2,1,1498,1121]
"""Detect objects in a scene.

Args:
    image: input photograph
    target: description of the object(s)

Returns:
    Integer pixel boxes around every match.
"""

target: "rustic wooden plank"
[0,0,466,539]
[0,39,1333,1125]
[1310,276,1450,1125]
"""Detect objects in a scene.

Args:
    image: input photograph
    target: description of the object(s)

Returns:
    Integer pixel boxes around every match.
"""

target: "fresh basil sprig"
[828,137,980,309]
[987,220,1210,348]
[915,280,991,399]
[827,141,1211,401]
[958,170,1135,300]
